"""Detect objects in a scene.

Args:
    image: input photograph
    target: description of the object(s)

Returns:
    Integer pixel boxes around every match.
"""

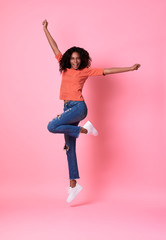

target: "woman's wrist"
[130,66,134,71]
[43,27,48,31]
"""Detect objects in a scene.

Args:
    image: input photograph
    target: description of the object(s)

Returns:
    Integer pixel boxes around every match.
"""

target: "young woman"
[42,19,141,203]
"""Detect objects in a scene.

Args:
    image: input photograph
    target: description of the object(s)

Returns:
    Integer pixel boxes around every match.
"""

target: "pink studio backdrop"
[0,0,166,239]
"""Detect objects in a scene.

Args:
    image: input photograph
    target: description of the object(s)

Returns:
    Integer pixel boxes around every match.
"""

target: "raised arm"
[42,19,60,56]
[103,64,141,75]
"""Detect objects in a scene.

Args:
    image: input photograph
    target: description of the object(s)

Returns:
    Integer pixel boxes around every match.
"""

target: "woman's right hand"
[130,64,141,71]
[42,19,48,29]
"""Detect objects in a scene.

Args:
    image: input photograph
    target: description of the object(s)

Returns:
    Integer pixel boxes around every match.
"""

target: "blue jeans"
[47,100,88,179]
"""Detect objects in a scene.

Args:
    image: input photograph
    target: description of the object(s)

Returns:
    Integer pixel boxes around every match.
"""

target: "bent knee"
[47,121,56,132]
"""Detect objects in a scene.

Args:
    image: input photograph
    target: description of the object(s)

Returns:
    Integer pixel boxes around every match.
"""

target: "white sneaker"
[83,120,98,136]
[66,183,83,203]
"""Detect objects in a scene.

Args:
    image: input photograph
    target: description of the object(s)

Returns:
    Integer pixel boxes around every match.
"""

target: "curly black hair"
[59,46,92,73]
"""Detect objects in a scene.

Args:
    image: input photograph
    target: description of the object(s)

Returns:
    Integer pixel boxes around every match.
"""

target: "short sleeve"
[85,67,105,76]
[55,51,62,62]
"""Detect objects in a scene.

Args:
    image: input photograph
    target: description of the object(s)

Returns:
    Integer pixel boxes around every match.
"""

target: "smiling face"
[70,52,81,70]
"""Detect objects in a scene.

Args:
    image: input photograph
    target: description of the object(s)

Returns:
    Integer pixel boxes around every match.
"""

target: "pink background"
[0,0,166,239]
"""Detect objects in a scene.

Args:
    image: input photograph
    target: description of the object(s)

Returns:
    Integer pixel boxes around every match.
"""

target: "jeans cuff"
[76,126,82,138]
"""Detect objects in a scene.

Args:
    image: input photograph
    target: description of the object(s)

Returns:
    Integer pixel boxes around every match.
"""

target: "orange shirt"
[55,51,105,101]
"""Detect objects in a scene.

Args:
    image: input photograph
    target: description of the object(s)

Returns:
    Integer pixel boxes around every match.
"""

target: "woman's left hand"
[131,64,141,71]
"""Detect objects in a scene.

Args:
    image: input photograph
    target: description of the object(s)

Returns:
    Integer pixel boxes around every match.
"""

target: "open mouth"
[73,64,79,67]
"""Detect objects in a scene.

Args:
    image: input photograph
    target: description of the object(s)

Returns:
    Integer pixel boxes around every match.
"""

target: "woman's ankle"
[80,127,88,134]
[70,179,77,188]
